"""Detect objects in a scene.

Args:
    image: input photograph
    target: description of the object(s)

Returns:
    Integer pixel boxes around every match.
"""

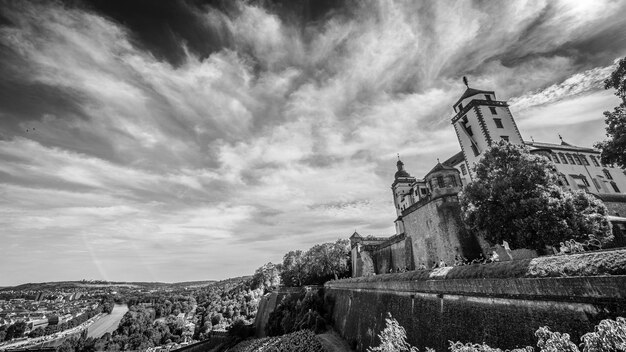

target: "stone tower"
[451,79,524,179]
[391,157,416,235]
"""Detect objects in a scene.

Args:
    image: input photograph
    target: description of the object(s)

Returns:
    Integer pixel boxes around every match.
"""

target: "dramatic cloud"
[1,0,625,285]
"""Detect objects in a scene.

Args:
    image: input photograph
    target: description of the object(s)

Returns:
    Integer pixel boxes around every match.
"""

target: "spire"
[463,76,469,88]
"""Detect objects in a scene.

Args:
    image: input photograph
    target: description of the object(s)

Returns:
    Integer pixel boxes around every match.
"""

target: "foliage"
[266,289,328,336]
[368,313,420,352]
[228,329,326,352]
[449,341,532,352]
[580,317,626,352]
[448,317,626,352]
[535,326,579,352]
[251,262,282,292]
[595,57,626,168]
[460,140,612,251]
[228,318,254,339]
[280,239,351,287]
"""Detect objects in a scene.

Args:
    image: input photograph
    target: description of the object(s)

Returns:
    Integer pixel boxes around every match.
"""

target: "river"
[86,304,129,338]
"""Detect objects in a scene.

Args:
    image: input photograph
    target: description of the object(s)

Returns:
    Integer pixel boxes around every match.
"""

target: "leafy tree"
[281,250,307,287]
[4,321,27,341]
[460,140,612,251]
[251,262,281,291]
[595,57,626,168]
[580,316,626,352]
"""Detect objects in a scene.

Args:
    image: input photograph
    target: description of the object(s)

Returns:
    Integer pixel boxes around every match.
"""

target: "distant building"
[351,82,626,276]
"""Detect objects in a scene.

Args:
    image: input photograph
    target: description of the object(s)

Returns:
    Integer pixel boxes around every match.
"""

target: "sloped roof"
[524,140,598,153]
[425,162,458,178]
[454,87,495,107]
[442,151,464,166]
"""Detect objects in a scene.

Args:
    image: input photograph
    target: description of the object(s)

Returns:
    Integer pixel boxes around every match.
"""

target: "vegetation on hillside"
[460,140,613,252]
[265,289,328,337]
[227,329,326,352]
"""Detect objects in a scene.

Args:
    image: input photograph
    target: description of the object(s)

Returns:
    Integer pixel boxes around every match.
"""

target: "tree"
[594,57,626,168]
[460,140,613,251]
[251,262,281,291]
[281,250,307,287]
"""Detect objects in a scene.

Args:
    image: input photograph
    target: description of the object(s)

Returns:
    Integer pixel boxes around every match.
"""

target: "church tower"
[391,157,416,235]
[451,78,524,178]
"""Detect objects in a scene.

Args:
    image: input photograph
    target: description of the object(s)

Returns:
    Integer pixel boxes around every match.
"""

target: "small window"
[557,174,569,186]
[448,175,458,187]
[566,154,575,164]
[580,155,589,165]
[552,153,560,163]
[590,155,600,166]
[501,136,509,142]
[485,95,492,101]
[437,176,445,188]
[471,144,479,157]
[494,118,503,128]
[611,182,620,193]
[420,188,428,196]
[466,126,473,136]
[573,155,581,165]
[603,169,613,180]
[460,164,467,175]
[489,107,497,115]
[559,153,568,164]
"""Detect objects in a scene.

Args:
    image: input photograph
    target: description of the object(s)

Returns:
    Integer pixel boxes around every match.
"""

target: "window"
[489,107,497,115]
[571,174,589,190]
[437,176,445,188]
[590,155,600,166]
[501,136,509,142]
[420,188,428,196]
[466,126,473,136]
[448,175,458,187]
[458,103,463,110]
[552,153,560,163]
[485,94,492,101]
[557,174,569,186]
[611,182,620,193]
[566,153,575,164]
[559,153,568,164]
[580,155,589,165]
[471,144,479,156]
[460,164,467,175]
[573,154,581,165]
[603,169,613,180]
[494,118,503,128]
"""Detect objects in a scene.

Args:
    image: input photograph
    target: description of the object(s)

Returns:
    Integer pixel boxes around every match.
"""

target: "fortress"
[350,81,626,276]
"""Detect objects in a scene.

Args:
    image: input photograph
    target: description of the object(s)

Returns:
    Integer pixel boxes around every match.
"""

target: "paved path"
[317,331,354,352]
[87,304,128,338]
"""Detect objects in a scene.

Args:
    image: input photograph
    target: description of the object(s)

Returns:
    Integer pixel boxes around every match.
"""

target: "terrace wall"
[324,249,626,352]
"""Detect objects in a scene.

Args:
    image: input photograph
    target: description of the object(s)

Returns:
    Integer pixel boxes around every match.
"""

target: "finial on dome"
[397,153,400,161]
[558,133,563,143]
[437,158,440,164]
[463,76,469,88]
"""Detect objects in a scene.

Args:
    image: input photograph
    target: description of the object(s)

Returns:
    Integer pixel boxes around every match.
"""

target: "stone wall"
[253,287,301,337]
[324,249,626,352]
[403,195,482,268]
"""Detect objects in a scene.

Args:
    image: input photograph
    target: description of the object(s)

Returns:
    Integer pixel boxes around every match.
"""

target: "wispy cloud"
[1,0,625,285]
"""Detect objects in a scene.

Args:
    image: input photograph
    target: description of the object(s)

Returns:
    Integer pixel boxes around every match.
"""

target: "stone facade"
[349,82,626,278]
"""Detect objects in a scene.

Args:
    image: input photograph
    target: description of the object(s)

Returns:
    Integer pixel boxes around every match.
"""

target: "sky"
[1,0,625,286]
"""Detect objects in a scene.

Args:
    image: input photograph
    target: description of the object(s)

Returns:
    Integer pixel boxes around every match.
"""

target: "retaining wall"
[325,249,626,352]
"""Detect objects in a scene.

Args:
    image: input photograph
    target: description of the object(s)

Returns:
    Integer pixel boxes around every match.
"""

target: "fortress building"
[350,81,626,277]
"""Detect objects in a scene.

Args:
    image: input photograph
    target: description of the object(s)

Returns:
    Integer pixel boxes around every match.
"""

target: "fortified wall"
[325,248,626,352]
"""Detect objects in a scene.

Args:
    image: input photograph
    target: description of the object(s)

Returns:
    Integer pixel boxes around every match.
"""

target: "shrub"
[580,317,626,352]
